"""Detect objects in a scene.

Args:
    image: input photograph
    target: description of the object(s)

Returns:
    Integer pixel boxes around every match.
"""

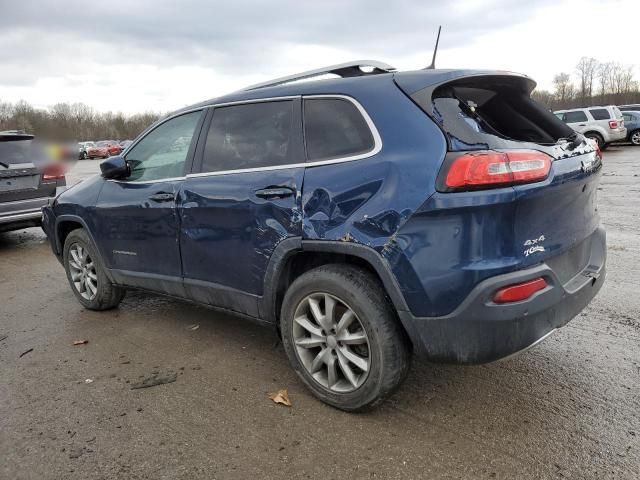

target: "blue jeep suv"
[42,61,606,410]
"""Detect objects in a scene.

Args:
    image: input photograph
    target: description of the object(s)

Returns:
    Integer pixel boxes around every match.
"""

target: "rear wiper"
[0,161,9,168]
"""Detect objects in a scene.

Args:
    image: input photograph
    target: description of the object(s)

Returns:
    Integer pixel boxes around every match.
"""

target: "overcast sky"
[0,0,637,114]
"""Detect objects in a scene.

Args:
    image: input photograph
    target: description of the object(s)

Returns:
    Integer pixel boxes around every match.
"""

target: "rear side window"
[202,101,293,173]
[589,108,610,120]
[303,98,374,161]
[564,111,588,123]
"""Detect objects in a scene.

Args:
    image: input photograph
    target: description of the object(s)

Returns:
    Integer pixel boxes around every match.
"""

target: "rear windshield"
[411,76,575,151]
[0,137,38,165]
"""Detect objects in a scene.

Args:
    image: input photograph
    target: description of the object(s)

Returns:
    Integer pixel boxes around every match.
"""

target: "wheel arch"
[56,215,115,282]
[260,239,411,335]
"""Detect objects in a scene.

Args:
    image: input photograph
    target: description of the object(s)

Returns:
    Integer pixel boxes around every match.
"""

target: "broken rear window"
[411,76,575,152]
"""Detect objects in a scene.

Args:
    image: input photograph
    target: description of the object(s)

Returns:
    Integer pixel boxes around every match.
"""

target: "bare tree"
[553,73,575,105]
[597,62,613,102]
[0,99,161,140]
[576,57,598,103]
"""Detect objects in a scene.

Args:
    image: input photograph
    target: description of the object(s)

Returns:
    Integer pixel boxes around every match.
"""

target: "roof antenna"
[426,26,442,69]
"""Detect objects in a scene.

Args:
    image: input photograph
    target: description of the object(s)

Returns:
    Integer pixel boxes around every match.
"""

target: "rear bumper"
[399,227,606,363]
[0,192,63,231]
[607,128,627,142]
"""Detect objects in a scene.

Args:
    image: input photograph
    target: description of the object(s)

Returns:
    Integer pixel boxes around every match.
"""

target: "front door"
[94,110,204,294]
[179,99,304,317]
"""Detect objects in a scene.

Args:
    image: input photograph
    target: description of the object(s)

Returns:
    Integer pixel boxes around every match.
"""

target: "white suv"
[554,106,626,150]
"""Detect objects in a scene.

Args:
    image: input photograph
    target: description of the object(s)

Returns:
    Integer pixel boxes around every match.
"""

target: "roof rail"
[242,60,395,91]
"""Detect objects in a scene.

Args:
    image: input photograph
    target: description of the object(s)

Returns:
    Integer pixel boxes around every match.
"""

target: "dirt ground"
[1,148,639,480]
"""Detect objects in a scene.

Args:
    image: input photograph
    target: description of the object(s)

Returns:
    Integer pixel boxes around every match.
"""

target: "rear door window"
[564,111,588,123]
[201,100,294,173]
[589,108,610,120]
[303,98,375,161]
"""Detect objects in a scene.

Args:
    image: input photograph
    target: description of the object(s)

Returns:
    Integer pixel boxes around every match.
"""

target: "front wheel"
[630,130,640,146]
[280,264,411,411]
[63,228,125,310]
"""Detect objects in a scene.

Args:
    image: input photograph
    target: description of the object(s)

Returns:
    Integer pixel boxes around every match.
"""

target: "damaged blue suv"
[42,61,606,410]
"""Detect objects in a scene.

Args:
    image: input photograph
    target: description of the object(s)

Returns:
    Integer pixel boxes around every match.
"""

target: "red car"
[86,140,122,159]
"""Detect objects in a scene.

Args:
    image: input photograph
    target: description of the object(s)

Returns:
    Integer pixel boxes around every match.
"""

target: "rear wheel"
[585,132,605,149]
[630,130,640,146]
[280,264,411,411]
[63,229,125,310]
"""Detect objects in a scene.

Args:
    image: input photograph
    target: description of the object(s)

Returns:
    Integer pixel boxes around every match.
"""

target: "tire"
[585,132,605,149]
[630,129,640,146]
[63,228,125,310]
[280,264,411,411]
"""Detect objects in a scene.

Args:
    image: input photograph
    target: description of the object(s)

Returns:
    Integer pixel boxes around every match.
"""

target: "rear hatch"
[396,72,602,277]
[0,133,58,202]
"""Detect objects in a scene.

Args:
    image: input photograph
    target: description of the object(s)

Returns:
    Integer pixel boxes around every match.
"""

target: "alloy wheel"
[292,292,370,393]
[631,131,640,146]
[68,243,98,300]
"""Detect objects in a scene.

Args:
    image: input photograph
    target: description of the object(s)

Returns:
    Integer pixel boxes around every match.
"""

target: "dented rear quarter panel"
[301,78,448,315]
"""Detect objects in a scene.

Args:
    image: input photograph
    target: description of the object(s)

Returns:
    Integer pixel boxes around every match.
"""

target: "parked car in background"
[619,104,640,112]
[554,106,626,150]
[86,140,122,159]
[78,141,96,160]
[621,111,640,145]
[119,140,133,151]
[42,62,606,411]
[1,131,66,232]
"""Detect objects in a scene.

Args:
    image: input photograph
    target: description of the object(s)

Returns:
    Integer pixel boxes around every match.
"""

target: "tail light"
[493,277,547,304]
[42,163,66,181]
[608,120,618,129]
[442,150,551,191]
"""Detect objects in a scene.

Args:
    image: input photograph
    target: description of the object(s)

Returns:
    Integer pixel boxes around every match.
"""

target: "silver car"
[554,106,627,150]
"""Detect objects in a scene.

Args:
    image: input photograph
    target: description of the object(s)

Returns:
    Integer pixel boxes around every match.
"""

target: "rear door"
[179,98,304,317]
[563,110,590,133]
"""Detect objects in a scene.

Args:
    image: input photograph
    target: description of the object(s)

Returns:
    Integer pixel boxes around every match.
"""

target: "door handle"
[255,187,295,199]
[148,192,175,202]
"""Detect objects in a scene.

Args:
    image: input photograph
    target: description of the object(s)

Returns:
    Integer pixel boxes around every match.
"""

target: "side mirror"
[100,155,129,180]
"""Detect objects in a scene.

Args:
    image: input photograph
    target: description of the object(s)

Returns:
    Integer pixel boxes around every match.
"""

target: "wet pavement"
[1,150,639,479]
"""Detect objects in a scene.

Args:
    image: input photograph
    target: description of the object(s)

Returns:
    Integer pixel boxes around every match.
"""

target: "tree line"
[2,56,638,140]
[0,100,161,142]
[532,57,640,111]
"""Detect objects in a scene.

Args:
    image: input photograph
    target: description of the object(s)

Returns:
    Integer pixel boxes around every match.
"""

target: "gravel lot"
[1,149,639,479]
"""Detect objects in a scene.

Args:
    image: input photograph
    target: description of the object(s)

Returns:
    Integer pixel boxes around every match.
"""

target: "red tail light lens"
[608,120,618,129]
[444,150,551,190]
[42,163,66,181]
[493,277,547,304]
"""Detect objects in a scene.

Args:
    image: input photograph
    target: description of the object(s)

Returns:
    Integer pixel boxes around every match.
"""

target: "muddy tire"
[280,264,411,411]
[63,228,125,310]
